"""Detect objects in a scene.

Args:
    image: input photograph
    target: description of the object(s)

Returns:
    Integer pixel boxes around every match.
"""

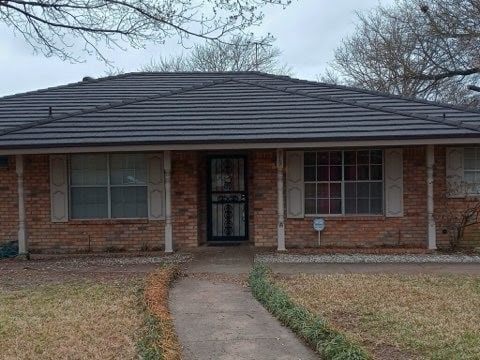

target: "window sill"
[68,218,152,225]
[304,214,386,221]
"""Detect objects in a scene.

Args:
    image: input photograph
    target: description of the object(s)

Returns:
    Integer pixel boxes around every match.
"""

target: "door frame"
[206,154,249,243]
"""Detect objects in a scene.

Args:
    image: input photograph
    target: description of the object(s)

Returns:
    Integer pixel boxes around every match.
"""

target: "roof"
[1,71,480,150]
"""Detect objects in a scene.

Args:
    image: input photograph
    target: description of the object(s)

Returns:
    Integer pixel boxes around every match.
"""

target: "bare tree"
[436,198,480,250]
[322,0,480,106]
[0,0,292,63]
[141,34,292,74]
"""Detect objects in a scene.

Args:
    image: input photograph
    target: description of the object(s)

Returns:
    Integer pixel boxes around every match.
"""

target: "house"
[0,72,479,254]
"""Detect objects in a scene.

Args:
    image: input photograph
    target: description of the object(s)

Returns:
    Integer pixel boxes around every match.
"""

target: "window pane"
[330,166,341,181]
[344,151,356,165]
[304,166,316,181]
[345,182,356,198]
[345,166,357,180]
[318,166,329,181]
[330,183,341,198]
[370,182,383,198]
[304,152,316,165]
[371,165,382,180]
[305,199,316,214]
[305,183,316,198]
[317,152,329,165]
[111,187,148,218]
[317,199,329,214]
[357,199,370,214]
[70,154,107,186]
[345,198,356,214]
[357,183,370,198]
[358,165,369,180]
[71,187,108,219]
[318,183,329,198]
[358,151,369,164]
[110,154,147,185]
[464,171,475,184]
[330,199,341,214]
[330,151,342,165]
[370,150,383,165]
[370,198,383,214]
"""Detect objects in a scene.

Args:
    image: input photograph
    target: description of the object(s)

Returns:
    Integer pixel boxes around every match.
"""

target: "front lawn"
[275,273,480,360]
[0,282,142,359]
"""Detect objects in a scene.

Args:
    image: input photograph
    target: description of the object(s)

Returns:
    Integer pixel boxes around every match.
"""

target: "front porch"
[2,144,472,254]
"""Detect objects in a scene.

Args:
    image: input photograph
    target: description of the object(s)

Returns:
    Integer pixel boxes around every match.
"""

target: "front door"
[207,156,248,242]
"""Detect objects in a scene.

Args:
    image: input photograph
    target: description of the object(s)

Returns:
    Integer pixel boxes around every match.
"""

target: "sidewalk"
[170,246,318,360]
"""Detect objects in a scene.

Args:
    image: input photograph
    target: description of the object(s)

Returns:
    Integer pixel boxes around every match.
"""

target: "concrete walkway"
[170,246,318,360]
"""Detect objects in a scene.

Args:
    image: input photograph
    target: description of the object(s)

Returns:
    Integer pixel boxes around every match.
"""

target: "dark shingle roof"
[1,72,480,149]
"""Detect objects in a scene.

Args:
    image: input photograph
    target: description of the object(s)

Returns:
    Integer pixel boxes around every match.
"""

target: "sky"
[0,0,393,97]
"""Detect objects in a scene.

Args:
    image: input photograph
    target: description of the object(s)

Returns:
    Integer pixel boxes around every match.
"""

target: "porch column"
[426,145,437,249]
[164,151,173,253]
[276,149,286,251]
[16,155,27,255]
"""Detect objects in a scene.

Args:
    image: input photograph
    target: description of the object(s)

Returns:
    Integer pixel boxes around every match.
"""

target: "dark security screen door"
[207,156,248,242]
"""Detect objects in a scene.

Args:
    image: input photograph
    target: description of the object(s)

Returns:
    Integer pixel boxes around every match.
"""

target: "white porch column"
[164,150,173,253]
[427,145,437,249]
[276,149,286,251]
[16,155,27,255]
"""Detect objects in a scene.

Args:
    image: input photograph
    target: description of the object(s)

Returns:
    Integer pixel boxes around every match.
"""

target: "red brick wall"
[1,146,479,252]
[172,151,199,247]
[0,156,19,244]
[251,150,277,247]
[22,155,166,253]
[284,146,428,248]
[434,146,480,248]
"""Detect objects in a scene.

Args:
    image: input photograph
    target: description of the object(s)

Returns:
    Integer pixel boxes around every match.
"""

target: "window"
[304,150,383,215]
[70,154,148,219]
[464,147,480,194]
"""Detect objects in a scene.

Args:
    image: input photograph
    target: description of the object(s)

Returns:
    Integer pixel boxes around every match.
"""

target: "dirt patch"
[0,254,188,290]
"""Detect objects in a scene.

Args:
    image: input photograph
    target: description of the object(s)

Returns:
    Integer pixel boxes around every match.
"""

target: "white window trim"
[303,149,385,216]
[69,153,149,220]
[463,147,480,196]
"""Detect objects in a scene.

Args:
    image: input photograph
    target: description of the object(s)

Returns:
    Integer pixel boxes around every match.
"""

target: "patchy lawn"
[0,281,142,360]
[275,273,480,360]
[0,255,184,360]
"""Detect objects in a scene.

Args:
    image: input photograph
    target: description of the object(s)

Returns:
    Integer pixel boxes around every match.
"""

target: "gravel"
[255,253,480,264]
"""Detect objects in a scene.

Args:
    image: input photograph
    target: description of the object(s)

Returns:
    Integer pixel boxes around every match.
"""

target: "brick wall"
[250,150,277,247]
[172,151,199,248]
[284,146,428,248]
[1,146,479,252]
[434,146,480,248]
[0,156,19,244]
[23,155,166,252]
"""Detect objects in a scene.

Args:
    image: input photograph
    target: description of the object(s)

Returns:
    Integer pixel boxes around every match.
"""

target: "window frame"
[463,147,480,195]
[303,149,385,217]
[69,153,149,220]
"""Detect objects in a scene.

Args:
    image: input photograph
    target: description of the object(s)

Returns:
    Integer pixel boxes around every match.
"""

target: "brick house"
[1,72,480,254]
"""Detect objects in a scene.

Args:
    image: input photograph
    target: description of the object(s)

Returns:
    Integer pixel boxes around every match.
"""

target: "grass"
[0,281,143,360]
[275,273,480,360]
[138,264,181,360]
[249,264,371,360]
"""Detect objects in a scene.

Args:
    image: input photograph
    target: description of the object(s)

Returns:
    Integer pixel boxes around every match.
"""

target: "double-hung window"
[70,153,148,219]
[304,149,383,215]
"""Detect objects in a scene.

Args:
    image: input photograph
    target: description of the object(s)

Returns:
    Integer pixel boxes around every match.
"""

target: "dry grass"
[276,273,480,360]
[0,281,143,360]
[142,265,181,360]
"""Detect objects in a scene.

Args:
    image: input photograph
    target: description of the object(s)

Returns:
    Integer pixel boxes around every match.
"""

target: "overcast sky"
[0,0,393,97]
